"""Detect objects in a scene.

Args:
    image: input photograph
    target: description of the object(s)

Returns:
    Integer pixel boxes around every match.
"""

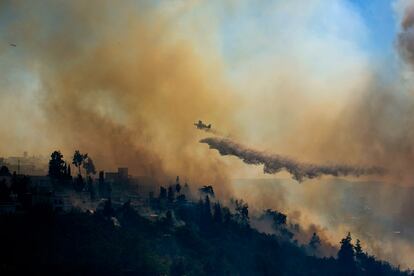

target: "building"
[30,176,53,206]
[30,176,72,211]
[0,152,48,175]
[118,167,128,180]
[98,171,111,199]
[105,167,129,183]
[0,202,17,214]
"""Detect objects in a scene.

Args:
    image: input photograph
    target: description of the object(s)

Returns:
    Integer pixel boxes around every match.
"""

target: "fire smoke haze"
[3,0,414,268]
[0,0,238,188]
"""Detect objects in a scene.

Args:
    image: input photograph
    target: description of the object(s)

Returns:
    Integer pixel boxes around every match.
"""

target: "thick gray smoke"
[398,2,414,67]
[200,137,384,182]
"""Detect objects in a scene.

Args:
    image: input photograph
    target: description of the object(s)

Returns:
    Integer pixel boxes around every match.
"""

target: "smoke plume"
[0,0,237,194]
[200,137,384,182]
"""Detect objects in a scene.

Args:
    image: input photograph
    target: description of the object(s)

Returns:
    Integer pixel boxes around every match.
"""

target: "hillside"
[0,192,410,276]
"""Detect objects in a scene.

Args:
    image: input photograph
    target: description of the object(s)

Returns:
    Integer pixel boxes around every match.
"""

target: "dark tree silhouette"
[261,209,293,240]
[167,185,175,202]
[338,232,356,274]
[48,151,66,179]
[199,185,214,197]
[204,195,212,220]
[0,181,408,276]
[63,162,67,175]
[354,239,362,255]
[309,232,321,248]
[197,196,212,228]
[0,179,10,201]
[222,206,232,223]
[72,150,87,175]
[264,209,287,227]
[234,199,249,225]
[176,194,186,203]
[213,202,223,223]
[83,156,96,175]
[175,176,181,194]
[0,165,11,176]
[74,174,85,192]
[309,232,321,250]
[175,183,182,194]
[180,182,190,198]
[354,239,366,265]
[159,186,167,199]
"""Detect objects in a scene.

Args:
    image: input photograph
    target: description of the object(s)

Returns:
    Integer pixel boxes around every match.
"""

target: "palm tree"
[72,150,87,176]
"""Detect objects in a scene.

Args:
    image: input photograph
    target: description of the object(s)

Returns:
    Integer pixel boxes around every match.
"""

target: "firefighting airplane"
[194,120,211,130]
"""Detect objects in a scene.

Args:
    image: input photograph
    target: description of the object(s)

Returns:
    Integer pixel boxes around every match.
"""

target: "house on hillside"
[30,176,71,211]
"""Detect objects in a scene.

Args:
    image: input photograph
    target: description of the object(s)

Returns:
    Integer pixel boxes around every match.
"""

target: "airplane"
[194,120,211,130]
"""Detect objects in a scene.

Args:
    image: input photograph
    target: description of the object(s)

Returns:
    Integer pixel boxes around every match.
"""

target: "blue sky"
[347,0,397,56]
[216,0,398,64]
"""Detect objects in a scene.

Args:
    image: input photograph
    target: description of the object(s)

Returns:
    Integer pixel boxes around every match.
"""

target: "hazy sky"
[0,0,400,97]
[0,0,409,178]
[0,0,407,174]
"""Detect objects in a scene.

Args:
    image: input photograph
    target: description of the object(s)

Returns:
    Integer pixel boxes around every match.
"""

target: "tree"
[183,182,190,194]
[48,151,66,179]
[198,195,212,227]
[199,185,214,197]
[354,239,366,264]
[73,174,85,192]
[261,209,292,240]
[167,185,175,202]
[213,202,223,224]
[338,232,356,274]
[234,199,249,225]
[264,209,287,228]
[309,232,321,251]
[204,195,212,219]
[354,239,362,254]
[0,179,10,201]
[159,186,167,199]
[222,206,232,224]
[72,150,87,175]
[176,194,186,203]
[83,156,96,176]
[0,166,11,176]
[175,176,181,194]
